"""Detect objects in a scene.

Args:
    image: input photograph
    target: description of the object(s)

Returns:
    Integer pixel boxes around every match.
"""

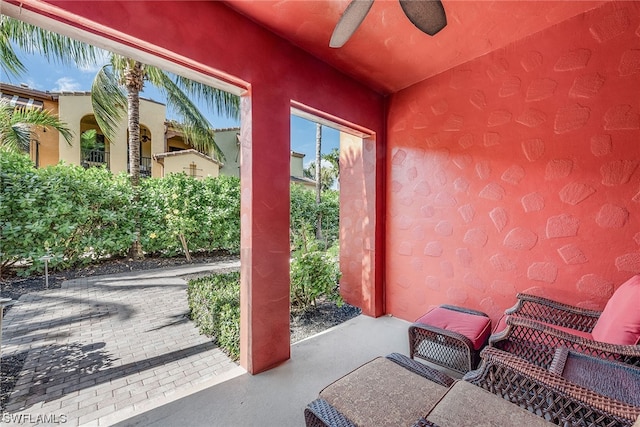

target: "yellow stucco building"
[1,82,315,184]
[1,82,222,178]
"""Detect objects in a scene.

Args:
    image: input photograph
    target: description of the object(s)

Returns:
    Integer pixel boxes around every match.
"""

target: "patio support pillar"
[339,133,384,318]
[239,87,291,374]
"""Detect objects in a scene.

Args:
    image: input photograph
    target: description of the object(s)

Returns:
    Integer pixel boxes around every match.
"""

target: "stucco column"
[339,133,384,317]
[239,87,291,374]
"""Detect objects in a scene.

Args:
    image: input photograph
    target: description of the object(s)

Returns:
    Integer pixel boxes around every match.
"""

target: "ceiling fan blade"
[399,0,447,36]
[329,0,374,48]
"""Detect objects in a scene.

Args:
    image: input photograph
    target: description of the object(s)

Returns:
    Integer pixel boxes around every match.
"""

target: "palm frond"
[0,98,73,153]
[1,16,102,70]
[80,129,97,149]
[14,108,74,144]
[0,99,31,152]
[91,65,126,142]
[152,70,225,160]
[0,123,31,153]
[175,122,220,156]
[0,25,27,79]
[172,74,240,121]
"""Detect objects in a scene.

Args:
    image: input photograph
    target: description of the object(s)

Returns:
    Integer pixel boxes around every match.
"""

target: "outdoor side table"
[409,304,492,374]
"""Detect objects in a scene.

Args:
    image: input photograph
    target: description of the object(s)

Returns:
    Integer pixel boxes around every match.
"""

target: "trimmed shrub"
[0,152,134,275]
[290,235,342,311]
[139,174,241,257]
[187,272,240,360]
[0,152,241,277]
[290,184,339,249]
[187,249,342,359]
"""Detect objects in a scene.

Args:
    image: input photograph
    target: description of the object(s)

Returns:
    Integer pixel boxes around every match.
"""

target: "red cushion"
[416,306,491,350]
[591,275,640,345]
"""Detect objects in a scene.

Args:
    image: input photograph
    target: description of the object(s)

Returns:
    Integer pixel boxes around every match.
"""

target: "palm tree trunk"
[126,61,144,187]
[125,60,145,259]
[315,122,323,241]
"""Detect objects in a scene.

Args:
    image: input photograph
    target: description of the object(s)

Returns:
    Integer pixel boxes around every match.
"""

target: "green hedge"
[138,173,240,256]
[187,247,342,358]
[1,152,135,274]
[0,152,240,276]
[187,272,240,360]
[290,184,339,248]
[1,152,340,278]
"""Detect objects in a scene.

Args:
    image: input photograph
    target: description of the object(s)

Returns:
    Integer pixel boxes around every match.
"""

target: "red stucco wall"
[385,1,640,324]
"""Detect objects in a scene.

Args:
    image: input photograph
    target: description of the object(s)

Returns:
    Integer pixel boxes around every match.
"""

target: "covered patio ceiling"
[224,0,605,94]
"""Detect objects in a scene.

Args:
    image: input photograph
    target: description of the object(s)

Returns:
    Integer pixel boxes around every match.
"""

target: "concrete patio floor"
[115,314,415,427]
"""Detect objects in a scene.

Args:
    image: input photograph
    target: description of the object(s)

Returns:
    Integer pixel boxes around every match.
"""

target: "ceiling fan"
[329,0,447,48]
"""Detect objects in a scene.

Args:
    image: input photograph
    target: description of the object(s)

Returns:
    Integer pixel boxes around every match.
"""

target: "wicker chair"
[304,348,640,427]
[464,347,640,427]
[490,284,640,369]
[491,315,640,369]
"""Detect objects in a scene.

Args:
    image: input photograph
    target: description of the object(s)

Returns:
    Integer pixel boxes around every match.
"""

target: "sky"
[7,47,340,167]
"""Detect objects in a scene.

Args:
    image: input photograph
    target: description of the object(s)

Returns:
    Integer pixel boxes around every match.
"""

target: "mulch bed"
[0,252,360,411]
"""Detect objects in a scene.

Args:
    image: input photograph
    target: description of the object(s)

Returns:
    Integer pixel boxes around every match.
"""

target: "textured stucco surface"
[385,1,640,323]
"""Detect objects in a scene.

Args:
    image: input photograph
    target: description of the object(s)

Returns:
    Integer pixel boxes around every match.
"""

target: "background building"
[1,82,314,184]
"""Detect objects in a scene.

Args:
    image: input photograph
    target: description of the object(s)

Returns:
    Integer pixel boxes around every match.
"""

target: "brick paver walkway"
[1,261,243,426]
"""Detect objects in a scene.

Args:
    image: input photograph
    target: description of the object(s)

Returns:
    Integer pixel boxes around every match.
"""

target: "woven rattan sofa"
[304,347,640,427]
[491,275,640,369]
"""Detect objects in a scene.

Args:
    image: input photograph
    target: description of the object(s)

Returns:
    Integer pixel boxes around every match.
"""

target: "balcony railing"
[81,149,110,169]
[141,156,151,177]
[127,156,152,178]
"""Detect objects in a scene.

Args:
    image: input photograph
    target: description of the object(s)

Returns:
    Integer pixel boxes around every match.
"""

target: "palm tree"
[0,98,73,153]
[304,149,340,191]
[2,16,240,258]
[90,56,238,185]
[314,123,323,240]
[2,17,239,178]
[322,147,340,184]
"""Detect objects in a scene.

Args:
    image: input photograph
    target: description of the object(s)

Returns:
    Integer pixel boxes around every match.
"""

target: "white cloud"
[20,78,41,90]
[321,159,334,169]
[77,63,104,73]
[53,77,82,92]
[304,159,334,169]
[78,48,110,73]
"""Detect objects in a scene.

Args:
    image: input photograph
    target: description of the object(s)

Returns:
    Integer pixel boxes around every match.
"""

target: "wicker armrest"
[505,293,601,332]
[464,347,640,427]
[411,418,440,427]
[490,316,640,368]
[305,399,356,427]
[386,353,454,387]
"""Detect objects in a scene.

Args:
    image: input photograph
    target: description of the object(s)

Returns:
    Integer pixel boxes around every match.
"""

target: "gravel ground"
[0,253,360,411]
